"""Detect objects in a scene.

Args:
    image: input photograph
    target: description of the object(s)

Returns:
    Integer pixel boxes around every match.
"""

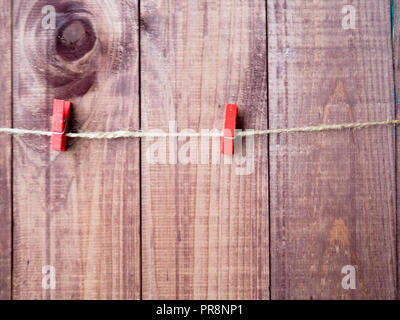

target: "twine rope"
[0,119,399,139]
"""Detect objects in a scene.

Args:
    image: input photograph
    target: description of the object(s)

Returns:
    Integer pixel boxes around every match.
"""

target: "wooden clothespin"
[221,104,238,155]
[51,99,71,151]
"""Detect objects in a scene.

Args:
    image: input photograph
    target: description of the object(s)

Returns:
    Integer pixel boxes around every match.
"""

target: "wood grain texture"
[0,0,12,300]
[12,0,140,299]
[141,0,268,299]
[393,0,400,299]
[268,0,397,299]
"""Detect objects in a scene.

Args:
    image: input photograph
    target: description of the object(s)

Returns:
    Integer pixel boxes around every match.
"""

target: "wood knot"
[56,19,96,62]
[16,1,138,99]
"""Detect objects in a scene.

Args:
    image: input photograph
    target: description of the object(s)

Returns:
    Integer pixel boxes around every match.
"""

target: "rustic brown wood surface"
[12,0,140,299]
[0,0,398,300]
[0,0,11,300]
[140,0,268,299]
[394,0,400,293]
[268,0,397,299]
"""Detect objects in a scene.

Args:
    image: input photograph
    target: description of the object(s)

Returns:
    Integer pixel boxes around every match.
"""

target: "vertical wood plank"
[141,0,268,299]
[0,0,12,300]
[269,0,397,299]
[393,0,400,299]
[12,0,140,299]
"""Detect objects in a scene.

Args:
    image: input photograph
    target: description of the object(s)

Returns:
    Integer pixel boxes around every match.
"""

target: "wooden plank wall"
[269,0,396,299]
[140,0,268,299]
[12,0,140,299]
[0,0,11,300]
[0,0,398,299]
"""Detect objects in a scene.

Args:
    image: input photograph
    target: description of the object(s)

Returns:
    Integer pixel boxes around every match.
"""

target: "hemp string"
[0,119,399,139]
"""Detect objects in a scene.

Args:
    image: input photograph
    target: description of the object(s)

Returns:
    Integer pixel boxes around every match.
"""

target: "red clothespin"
[51,99,71,151]
[221,104,238,155]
